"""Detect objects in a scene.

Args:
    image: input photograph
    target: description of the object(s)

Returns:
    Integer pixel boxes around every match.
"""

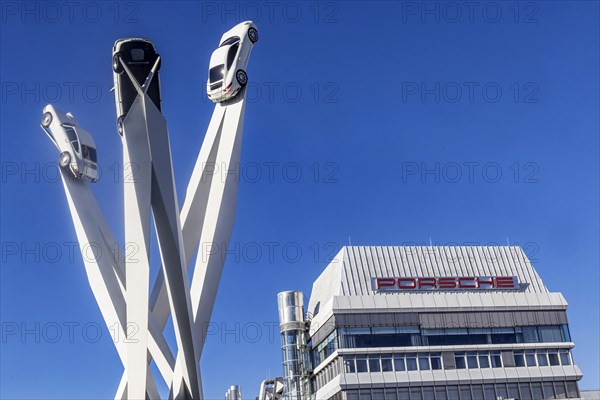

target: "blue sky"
[1,1,599,398]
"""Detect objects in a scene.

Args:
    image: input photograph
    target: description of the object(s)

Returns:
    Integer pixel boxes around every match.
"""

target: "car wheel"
[59,151,71,169]
[236,69,248,86]
[112,54,123,74]
[117,116,125,136]
[248,28,258,43]
[41,112,53,128]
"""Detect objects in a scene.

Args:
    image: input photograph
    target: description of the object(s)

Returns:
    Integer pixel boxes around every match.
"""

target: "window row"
[312,324,571,368]
[338,349,572,374]
[340,381,580,400]
[314,357,342,392]
[343,353,443,373]
[338,325,570,349]
[454,351,502,369]
[514,349,572,367]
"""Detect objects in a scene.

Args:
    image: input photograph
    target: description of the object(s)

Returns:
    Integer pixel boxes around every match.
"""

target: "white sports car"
[207,21,258,103]
[40,104,99,182]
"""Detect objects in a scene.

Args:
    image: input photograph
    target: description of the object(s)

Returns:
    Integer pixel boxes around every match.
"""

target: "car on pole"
[112,38,162,135]
[207,21,258,103]
[40,104,99,182]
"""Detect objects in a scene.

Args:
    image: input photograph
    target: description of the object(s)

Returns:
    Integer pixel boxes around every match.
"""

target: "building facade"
[277,246,583,400]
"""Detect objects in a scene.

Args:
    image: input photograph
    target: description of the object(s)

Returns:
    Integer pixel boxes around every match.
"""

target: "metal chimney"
[225,384,242,400]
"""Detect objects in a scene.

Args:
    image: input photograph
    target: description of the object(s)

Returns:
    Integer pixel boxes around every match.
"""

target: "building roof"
[307,246,561,324]
[581,390,600,399]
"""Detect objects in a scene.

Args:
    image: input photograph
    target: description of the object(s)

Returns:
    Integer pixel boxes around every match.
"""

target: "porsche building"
[275,246,583,400]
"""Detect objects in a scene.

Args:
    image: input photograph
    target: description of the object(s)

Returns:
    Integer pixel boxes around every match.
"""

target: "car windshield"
[209,65,224,82]
[227,44,239,69]
[220,36,240,47]
[64,126,79,152]
[82,145,97,163]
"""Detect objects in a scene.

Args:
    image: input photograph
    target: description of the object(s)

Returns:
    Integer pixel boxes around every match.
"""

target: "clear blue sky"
[1,1,598,398]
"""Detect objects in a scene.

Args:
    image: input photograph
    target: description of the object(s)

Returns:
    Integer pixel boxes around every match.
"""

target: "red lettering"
[397,278,417,289]
[476,276,495,288]
[458,277,476,288]
[496,276,517,289]
[376,278,397,289]
[438,277,457,289]
[373,276,520,291]
[418,277,437,289]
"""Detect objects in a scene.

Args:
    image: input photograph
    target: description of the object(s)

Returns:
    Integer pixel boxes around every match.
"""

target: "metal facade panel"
[337,246,548,297]
[416,311,568,329]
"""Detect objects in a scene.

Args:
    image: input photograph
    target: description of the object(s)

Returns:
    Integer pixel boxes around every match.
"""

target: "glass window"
[87,146,97,162]
[372,388,384,400]
[525,350,537,366]
[64,126,77,141]
[384,388,398,400]
[483,384,495,400]
[490,352,502,368]
[447,386,459,400]
[130,48,144,61]
[495,383,508,399]
[562,324,572,341]
[64,127,79,152]
[455,353,466,369]
[560,350,571,365]
[368,355,381,372]
[209,65,224,82]
[394,355,405,371]
[435,387,447,400]
[539,325,564,342]
[491,332,518,344]
[410,387,422,400]
[344,357,356,373]
[548,351,560,366]
[543,382,555,399]
[406,354,417,371]
[478,353,490,368]
[466,352,478,368]
[522,326,539,343]
[459,386,472,400]
[359,389,372,400]
[554,382,567,399]
[508,383,520,399]
[398,388,410,400]
[372,326,396,334]
[532,383,544,399]
[514,351,525,367]
[422,387,434,400]
[396,326,421,334]
[346,390,359,400]
[430,353,442,370]
[220,36,240,46]
[520,382,533,400]
[418,353,430,370]
[471,385,483,400]
[355,356,368,372]
[226,43,239,69]
[566,382,578,398]
[537,351,549,366]
[381,354,393,372]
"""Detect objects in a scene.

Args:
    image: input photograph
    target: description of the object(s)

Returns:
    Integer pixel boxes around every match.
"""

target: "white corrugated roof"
[308,246,549,316]
[342,246,547,295]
